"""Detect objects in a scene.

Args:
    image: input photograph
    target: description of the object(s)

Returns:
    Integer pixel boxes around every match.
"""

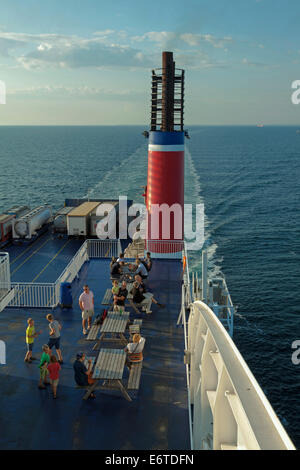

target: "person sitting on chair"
[110,259,121,279]
[73,352,96,398]
[113,281,128,312]
[134,258,148,280]
[124,334,145,369]
[134,275,165,310]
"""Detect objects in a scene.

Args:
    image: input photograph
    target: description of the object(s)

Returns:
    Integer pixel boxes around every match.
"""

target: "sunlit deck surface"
[0,247,189,450]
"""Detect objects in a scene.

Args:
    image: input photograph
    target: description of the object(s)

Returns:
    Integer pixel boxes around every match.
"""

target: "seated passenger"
[134,257,148,280]
[133,275,165,310]
[73,352,96,398]
[131,281,146,304]
[113,281,128,312]
[111,280,119,296]
[134,274,146,293]
[124,333,145,368]
[110,260,121,279]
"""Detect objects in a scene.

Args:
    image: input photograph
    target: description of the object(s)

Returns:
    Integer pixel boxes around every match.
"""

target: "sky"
[0,0,300,125]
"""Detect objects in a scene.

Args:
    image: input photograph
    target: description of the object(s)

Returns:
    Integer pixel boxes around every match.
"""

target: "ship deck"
[0,241,190,450]
[6,233,84,283]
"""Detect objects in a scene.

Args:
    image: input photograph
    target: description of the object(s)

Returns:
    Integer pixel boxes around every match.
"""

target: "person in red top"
[47,355,61,399]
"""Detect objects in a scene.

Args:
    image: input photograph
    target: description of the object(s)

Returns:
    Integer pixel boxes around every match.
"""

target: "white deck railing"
[187,301,295,450]
[9,282,57,308]
[58,240,89,284]
[8,239,122,309]
[87,239,121,258]
[145,239,184,259]
[0,252,15,311]
[191,251,234,337]
[0,252,11,296]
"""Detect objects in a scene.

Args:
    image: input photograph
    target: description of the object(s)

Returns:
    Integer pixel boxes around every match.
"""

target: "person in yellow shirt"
[24,318,41,363]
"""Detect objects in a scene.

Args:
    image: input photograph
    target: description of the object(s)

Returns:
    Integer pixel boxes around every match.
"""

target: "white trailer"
[67,202,100,237]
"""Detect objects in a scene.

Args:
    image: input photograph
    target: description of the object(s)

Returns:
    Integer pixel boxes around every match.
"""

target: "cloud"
[0,29,233,70]
[17,42,155,69]
[7,85,144,101]
[132,31,233,50]
[0,31,153,69]
[0,32,70,52]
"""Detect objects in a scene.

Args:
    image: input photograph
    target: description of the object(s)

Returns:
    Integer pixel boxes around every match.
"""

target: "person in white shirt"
[79,285,94,335]
[124,334,145,368]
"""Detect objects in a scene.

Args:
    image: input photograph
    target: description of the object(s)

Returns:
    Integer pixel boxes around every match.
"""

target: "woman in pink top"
[47,355,61,399]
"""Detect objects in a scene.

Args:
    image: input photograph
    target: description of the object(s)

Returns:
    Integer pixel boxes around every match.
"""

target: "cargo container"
[12,206,52,240]
[67,201,100,237]
[53,206,75,233]
[0,214,15,245]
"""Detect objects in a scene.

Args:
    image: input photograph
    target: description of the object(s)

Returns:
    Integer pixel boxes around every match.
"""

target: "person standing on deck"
[47,355,61,399]
[24,318,41,363]
[79,285,94,335]
[38,344,51,389]
[46,314,63,364]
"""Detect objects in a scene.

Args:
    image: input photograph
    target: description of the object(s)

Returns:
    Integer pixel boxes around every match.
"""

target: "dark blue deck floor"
[6,233,83,283]
[0,256,190,450]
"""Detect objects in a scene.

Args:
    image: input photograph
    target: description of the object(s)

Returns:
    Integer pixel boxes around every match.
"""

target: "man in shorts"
[24,318,41,363]
[46,314,63,364]
[79,285,94,335]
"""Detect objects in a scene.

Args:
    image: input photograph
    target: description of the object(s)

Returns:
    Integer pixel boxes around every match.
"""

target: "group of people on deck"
[24,314,63,398]
[109,252,164,314]
[24,251,161,400]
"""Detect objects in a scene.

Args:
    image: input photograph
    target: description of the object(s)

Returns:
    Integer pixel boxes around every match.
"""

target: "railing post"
[202,250,207,303]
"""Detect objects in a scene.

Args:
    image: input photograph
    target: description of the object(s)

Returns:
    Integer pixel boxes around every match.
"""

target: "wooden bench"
[129,319,143,336]
[129,324,140,335]
[101,288,113,305]
[83,348,132,401]
[86,323,101,341]
[127,361,143,390]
